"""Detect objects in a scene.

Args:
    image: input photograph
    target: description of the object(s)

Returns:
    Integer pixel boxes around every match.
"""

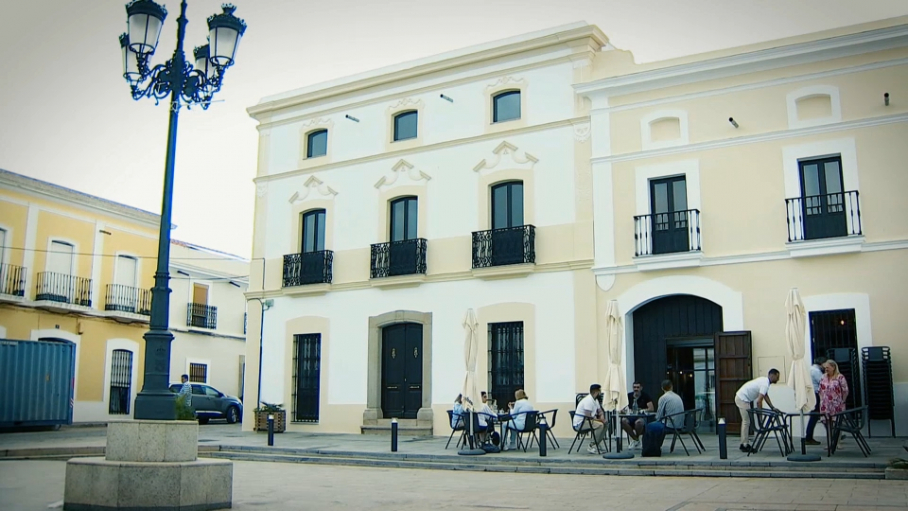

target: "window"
[47,241,74,275]
[393,111,418,141]
[488,322,524,411]
[389,197,417,242]
[649,176,691,255]
[798,156,848,240]
[0,228,6,264]
[189,362,208,383]
[306,129,328,158]
[301,209,326,253]
[115,255,137,288]
[292,333,321,423]
[492,91,521,123]
[108,349,133,415]
[491,181,524,229]
[203,386,221,397]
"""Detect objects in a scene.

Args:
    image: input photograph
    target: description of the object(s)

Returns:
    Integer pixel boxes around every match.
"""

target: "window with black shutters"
[301,209,326,253]
[108,349,133,415]
[189,362,208,383]
[488,322,524,410]
[491,181,524,229]
[293,334,321,423]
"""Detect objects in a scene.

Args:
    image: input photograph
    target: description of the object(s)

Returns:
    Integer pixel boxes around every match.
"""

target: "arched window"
[491,181,524,229]
[306,129,328,158]
[389,197,418,241]
[393,111,418,141]
[301,209,326,253]
[492,91,521,123]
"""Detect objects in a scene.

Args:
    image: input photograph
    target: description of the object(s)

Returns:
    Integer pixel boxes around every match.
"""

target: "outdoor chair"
[568,411,608,454]
[508,410,539,452]
[459,410,491,449]
[830,407,871,457]
[747,408,789,457]
[660,410,694,456]
[445,410,465,449]
[537,409,560,449]
[675,408,706,454]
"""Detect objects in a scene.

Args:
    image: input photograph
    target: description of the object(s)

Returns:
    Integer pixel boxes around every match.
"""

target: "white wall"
[170,331,246,398]
[260,271,576,407]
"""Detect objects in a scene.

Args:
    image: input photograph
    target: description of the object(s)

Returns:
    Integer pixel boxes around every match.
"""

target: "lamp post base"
[134,328,177,420]
[134,392,177,420]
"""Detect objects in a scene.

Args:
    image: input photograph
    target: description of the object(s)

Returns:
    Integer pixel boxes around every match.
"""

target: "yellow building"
[0,169,249,423]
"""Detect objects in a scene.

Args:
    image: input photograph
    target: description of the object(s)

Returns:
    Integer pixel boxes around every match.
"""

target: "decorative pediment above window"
[387,98,424,111]
[288,176,338,204]
[485,76,526,92]
[374,159,432,189]
[300,117,332,130]
[473,141,538,173]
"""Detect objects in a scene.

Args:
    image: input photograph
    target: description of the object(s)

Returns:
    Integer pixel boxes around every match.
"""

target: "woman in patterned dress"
[819,359,849,449]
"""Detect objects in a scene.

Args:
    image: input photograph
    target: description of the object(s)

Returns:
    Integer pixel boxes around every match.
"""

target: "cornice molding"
[593,113,908,164]
[387,98,424,111]
[485,76,526,92]
[576,24,908,98]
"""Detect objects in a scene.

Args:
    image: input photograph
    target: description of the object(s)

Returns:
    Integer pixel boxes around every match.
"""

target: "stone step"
[360,424,433,436]
[204,449,885,480]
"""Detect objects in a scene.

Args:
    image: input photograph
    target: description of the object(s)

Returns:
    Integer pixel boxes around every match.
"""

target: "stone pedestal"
[64,420,232,511]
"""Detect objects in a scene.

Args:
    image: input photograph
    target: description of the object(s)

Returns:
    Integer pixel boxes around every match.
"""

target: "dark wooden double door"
[381,323,423,419]
[633,295,753,433]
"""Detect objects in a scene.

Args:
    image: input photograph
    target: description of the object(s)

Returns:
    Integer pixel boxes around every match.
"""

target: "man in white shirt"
[573,384,607,454]
[805,356,826,445]
[735,369,781,453]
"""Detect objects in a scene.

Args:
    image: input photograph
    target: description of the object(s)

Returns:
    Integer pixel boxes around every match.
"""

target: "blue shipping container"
[0,338,75,428]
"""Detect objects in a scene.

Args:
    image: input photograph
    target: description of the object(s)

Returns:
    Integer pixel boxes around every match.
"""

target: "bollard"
[718,417,727,459]
[538,416,547,457]
[267,414,275,447]
[391,418,398,452]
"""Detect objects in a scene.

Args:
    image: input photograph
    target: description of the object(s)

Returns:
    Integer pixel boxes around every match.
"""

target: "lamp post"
[120,0,247,420]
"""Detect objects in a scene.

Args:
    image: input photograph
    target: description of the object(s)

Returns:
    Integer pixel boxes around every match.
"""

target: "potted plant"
[254,402,286,433]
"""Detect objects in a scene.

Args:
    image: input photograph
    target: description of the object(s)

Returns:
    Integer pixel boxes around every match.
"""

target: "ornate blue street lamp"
[119,0,246,420]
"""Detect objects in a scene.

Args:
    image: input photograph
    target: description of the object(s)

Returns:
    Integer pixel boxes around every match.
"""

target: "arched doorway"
[633,295,722,427]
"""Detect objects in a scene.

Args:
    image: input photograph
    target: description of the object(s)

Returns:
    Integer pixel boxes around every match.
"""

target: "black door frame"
[798,156,846,240]
[380,322,424,419]
[649,175,690,254]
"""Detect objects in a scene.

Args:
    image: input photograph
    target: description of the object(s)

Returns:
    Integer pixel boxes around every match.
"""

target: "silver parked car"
[169,383,243,424]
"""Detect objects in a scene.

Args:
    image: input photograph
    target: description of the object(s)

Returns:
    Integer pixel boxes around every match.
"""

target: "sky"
[1,1,907,259]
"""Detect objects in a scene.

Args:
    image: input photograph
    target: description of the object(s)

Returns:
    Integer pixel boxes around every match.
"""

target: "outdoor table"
[617,411,656,449]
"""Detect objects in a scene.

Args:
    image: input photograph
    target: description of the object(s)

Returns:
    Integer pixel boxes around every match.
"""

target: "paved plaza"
[2,458,908,511]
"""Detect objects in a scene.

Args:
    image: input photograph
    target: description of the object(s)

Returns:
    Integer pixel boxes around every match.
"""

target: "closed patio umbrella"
[602,300,631,459]
[459,308,484,455]
[785,288,819,462]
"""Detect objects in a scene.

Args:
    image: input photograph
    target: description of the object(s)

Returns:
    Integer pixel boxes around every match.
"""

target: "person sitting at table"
[573,383,607,454]
[451,394,464,429]
[655,380,685,424]
[735,369,780,454]
[504,389,533,451]
[477,391,497,442]
[621,381,654,449]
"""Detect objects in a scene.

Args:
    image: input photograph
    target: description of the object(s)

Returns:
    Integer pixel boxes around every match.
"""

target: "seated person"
[656,380,685,426]
[573,384,607,454]
[475,391,497,443]
[451,394,463,429]
[504,389,533,450]
[621,381,654,448]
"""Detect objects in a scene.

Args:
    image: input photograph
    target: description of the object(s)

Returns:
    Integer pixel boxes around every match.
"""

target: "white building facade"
[245,18,908,438]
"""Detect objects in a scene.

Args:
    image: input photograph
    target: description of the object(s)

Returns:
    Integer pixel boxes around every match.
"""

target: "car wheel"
[226,406,239,424]
[198,417,210,425]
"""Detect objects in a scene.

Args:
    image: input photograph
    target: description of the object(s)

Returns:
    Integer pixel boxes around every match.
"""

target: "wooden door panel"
[715,331,752,434]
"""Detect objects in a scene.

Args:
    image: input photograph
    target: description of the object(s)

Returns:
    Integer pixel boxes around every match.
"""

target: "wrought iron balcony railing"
[105,284,151,316]
[370,239,428,278]
[35,272,92,306]
[283,251,333,287]
[0,263,26,297]
[472,225,536,268]
[187,302,218,329]
[785,190,862,242]
[634,209,702,256]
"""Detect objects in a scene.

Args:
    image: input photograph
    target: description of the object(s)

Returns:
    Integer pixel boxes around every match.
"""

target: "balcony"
[283,251,333,287]
[35,272,92,307]
[0,263,26,298]
[370,239,427,279]
[786,191,862,242]
[105,284,151,316]
[634,209,702,256]
[187,303,217,329]
[472,225,536,269]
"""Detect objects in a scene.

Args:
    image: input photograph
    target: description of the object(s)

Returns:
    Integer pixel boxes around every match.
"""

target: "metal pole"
[267,414,274,446]
[538,416,547,457]
[718,418,727,459]
[134,0,189,421]
[391,418,398,452]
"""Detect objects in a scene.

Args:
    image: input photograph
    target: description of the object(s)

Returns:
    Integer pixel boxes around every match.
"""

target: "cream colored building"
[0,169,249,423]
[244,17,907,437]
